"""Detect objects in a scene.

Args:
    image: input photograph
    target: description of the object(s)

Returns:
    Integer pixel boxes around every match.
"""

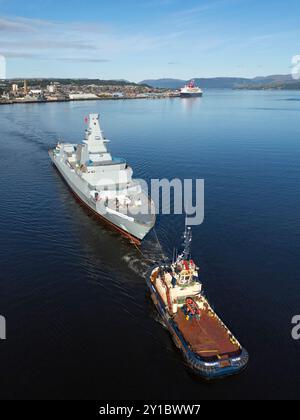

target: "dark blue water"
[0,90,300,400]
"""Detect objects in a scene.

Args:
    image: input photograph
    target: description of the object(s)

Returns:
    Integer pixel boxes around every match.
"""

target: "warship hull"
[49,151,154,244]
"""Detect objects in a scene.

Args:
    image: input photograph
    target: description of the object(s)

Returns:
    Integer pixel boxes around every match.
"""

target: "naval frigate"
[49,113,155,244]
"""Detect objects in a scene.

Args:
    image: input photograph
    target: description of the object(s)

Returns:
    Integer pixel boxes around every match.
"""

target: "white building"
[69,93,98,100]
[12,84,19,92]
[30,89,42,95]
[47,84,57,93]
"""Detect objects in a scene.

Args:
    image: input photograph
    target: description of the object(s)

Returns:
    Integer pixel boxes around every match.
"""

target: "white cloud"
[0,17,36,32]
[0,14,186,64]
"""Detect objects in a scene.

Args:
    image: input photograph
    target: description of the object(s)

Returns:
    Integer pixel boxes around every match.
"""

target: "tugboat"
[147,227,248,379]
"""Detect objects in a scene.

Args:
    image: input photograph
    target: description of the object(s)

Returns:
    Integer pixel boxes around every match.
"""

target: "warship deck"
[174,308,240,360]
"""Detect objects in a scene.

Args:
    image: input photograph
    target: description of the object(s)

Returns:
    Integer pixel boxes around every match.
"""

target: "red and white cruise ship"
[180,80,203,97]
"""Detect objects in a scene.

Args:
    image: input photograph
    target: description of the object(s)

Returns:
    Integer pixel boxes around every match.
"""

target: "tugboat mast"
[176,222,192,263]
[182,225,192,260]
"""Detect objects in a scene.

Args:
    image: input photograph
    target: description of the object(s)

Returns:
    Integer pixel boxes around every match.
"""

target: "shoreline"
[0,95,179,106]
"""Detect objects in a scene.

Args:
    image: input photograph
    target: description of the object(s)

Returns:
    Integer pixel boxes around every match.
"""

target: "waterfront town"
[0,79,179,105]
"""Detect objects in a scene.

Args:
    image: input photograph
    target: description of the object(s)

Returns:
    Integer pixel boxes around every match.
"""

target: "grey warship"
[49,113,155,244]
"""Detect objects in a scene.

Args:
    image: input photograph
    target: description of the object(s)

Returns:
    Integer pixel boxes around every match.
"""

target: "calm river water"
[0,90,300,399]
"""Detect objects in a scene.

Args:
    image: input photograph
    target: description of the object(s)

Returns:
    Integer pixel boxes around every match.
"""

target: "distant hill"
[140,77,250,89]
[234,75,300,90]
[4,76,300,91]
[6,78,148,88]
[250,74,294,84]
[139,78,186,89]
[140,75,300,90]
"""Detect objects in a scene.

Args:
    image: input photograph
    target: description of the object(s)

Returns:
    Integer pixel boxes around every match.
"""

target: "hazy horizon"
[0,73,293,83]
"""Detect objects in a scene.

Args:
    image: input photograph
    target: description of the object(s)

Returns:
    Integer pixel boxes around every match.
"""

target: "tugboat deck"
[174,308,240,359]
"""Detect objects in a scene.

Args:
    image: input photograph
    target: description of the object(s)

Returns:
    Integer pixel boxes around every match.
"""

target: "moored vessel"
[180,80,203,98]
[49,114,155,244]
[147,226,248,379]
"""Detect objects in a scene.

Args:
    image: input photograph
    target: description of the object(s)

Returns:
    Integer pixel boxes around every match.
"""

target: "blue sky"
[0,0,300,81]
